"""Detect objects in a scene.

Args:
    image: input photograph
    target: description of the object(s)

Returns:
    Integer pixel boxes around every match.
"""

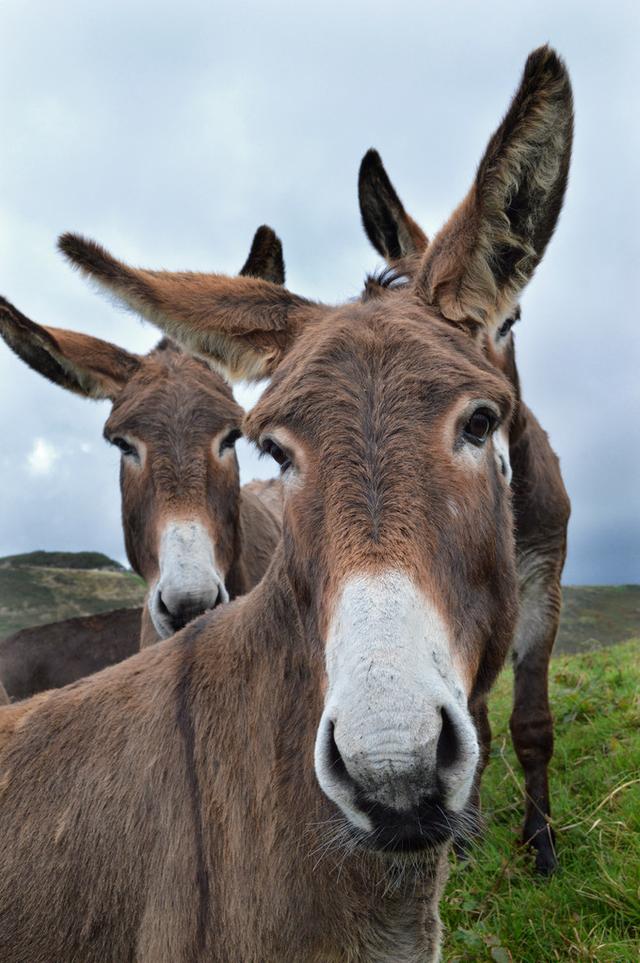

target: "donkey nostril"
[327,720,351,784]
[156,591,171,621]
[212,588,224,609]
[436,707,461,769]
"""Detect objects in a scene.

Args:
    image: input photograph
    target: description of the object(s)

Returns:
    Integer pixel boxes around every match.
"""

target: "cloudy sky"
[0,0,638,585]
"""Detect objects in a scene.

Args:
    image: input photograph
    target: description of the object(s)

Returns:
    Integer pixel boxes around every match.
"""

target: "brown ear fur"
[0,296,140,399]
[59,233,319,381]
[416,46,573,324]
[358,150,428,262]
[239,226,286,285]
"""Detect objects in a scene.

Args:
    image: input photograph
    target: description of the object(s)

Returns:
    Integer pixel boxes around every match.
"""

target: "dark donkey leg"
[510,553,564,875]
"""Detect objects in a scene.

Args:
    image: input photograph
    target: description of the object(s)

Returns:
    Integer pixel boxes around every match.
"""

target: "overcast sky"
[1,0,638,585]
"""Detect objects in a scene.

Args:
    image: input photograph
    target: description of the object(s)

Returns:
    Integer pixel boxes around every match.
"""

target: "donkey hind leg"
[510,568,562,876]
[454,696,491,861]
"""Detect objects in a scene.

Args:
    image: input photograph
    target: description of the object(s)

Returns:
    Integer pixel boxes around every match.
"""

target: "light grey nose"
[323,703,467,814]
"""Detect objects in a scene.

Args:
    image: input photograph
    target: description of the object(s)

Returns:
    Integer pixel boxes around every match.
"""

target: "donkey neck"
[225,487,281,599]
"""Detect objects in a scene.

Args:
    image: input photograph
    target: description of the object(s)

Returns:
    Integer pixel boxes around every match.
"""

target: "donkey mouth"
[348,795,477,854]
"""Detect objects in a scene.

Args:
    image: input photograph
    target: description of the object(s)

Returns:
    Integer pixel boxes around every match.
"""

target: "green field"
[443,639,640,961]
[0,551,145,637]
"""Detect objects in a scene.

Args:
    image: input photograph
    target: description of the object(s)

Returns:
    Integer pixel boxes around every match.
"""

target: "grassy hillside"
[1,550,126,571]
[443,639,640,961]
[0,551,145,638]
[556,584,640,654]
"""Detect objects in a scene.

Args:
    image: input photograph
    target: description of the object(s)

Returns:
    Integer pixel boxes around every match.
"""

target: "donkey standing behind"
[357,134,571,875]
[0,48,572,961]
[0,608,141,701]
[0,228,283,683]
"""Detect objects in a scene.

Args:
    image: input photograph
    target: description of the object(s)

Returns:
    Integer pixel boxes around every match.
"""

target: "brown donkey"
[357,125,571,874]
[0,48,571,961]
[0,227,283,658]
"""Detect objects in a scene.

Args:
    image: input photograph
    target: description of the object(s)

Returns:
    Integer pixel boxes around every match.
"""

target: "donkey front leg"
[510,564,563,875]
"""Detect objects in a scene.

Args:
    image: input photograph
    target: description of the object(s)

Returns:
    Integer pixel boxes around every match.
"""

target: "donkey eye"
[463,408,497,446]
[219,428,241,455]
[261,437,292,472]
[498,316,516,338]
[111,436,138,458]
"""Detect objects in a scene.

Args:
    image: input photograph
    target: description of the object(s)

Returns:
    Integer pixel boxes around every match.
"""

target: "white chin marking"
[148,519,229,639]
[314,571,479,826]
[493,428,512,484]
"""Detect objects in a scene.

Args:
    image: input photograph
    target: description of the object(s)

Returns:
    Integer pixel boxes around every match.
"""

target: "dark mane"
[362,267,410,301]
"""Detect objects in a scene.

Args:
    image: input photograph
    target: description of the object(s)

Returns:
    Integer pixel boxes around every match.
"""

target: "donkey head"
[0,226,285,638]
[60,47,572,851]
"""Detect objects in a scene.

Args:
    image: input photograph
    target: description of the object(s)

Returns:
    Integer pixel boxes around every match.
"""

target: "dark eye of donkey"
[498,316,516,338]
[262,438,292,472]
[219,429,242,455]
[463,408,496,446]
[112,436,137,458]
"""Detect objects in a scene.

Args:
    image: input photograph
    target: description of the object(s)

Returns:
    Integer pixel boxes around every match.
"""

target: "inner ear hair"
[239,226,286,286]
[59,232,323,383]
[358,149,428,262]
[417,45,573,324]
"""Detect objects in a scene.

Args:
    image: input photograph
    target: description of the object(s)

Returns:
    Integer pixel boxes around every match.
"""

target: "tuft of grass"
[442,639,640,962]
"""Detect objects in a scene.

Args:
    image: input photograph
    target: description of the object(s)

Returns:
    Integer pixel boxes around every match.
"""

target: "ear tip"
[253,224,278,244]
[57,231,93,266]
[359,148,384,183]
[525,44,573,99]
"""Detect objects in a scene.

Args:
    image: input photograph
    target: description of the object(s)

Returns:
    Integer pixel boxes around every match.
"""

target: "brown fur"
[357,47,572,874]
[0,682,8,707]
[0,47,571,956]
[0,608,141,701]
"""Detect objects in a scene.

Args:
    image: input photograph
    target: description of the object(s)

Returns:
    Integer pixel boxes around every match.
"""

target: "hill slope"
[0,552,637,647]
[555,584,640,655]
[0,551,146,637]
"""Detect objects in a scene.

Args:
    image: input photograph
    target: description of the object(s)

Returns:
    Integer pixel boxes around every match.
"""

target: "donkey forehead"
[248,300,513,437]
[107,353,243,437]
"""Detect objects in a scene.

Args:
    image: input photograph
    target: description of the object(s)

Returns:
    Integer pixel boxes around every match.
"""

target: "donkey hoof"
[524,825,558,877]
[533,843,558,877]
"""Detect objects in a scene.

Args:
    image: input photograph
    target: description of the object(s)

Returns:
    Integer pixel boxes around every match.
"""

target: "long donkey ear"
[0,296,140,400]
[416,46,573,325]
[239,225,285,285]
[358,150,429,262]
[58,234,319,382]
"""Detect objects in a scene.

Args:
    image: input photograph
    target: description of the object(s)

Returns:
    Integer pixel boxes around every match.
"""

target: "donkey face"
[0,226,285,638]
[103,344,244,634]
[60,47,572,849]
[247,299,516,845]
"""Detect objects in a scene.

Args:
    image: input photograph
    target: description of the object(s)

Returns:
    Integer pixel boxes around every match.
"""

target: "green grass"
[442,639,640,961]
